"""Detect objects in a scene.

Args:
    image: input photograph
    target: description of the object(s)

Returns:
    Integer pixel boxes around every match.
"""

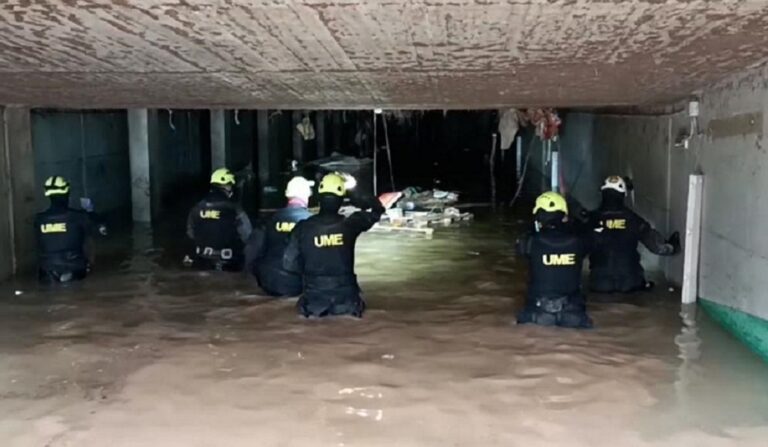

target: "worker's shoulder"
[292,214,317,229]
[623,208,647,223]
[38,207,87,217]
[191,197,209,208]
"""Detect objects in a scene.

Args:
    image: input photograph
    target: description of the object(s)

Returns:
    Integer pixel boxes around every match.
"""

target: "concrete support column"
[128,109,159,223]
[316,111,327,158]
[257,110,270,188]
[210,109,228,169]
[0,107,14,279]
[292,110,303,163]
[2,107,38,273]
[331,111,342,153]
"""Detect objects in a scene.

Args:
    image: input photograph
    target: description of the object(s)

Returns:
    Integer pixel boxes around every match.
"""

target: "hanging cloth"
[297,116,316,141]
[498,108,522,150]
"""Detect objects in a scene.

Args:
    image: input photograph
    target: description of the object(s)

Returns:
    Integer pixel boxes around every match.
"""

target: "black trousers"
[297,275,365,318]
[38,268,88,284]
[517,294,593,329]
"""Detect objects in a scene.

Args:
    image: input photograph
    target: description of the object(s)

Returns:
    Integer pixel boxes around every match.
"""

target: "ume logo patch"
[605,219,626,230]
[542,253,576,266]
[40,222,67,233]
[314,233,344,248]
[275,222,296,233]
[200,209,221,219]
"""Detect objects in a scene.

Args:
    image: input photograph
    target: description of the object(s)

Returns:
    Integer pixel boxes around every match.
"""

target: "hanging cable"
[372,110,378,196]
[509,135,539,208]
[167,109,176,131]
[234,109,241,125]
[382,113,395,192]
[490,133,498,207]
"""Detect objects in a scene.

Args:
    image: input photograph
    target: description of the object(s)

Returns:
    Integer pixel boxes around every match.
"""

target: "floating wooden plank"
[371,223,434,237]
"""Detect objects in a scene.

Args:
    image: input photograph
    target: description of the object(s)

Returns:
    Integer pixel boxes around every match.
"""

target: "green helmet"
[318,173,347,197]
[533,191,568,215]
[44,176,70,196]
[210,168,236,186]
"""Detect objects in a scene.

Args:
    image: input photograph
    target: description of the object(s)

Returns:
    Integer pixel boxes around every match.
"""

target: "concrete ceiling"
[1,0,768,109]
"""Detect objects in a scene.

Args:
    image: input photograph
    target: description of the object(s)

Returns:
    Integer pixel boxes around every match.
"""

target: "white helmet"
[601,175,627,195]
[285,176,315,200]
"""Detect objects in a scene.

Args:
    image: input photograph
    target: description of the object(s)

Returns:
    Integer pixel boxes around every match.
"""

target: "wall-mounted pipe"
[682,174,704,304]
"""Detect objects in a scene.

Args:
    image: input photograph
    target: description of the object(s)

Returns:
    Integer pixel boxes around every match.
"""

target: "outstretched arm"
[235,207,254,243]
[347,194,385,233]
[639,219,679,255]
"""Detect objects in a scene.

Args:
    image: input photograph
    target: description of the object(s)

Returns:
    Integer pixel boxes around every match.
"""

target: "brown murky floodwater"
[1,216,768,447]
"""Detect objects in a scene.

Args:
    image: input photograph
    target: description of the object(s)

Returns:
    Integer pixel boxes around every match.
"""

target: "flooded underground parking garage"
[2,1,768,446]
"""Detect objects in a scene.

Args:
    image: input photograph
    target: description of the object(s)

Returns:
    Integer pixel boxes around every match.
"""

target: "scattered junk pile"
[306,154,472,237]
[373,187,473,236]
[340,187,473,237]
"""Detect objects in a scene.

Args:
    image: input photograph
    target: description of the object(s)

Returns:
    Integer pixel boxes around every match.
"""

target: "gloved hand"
[80,197,95,213]
[339,172,357,190]
[98,224,108,236]
[667,231,681,254]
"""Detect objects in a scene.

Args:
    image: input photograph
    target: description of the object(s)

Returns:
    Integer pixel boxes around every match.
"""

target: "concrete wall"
[681,67,768,321]
[549,64,768,320]
[5,107,38,272]
[156,109,210,209]
[33,109,212,221]
[0,107,12,280]
[32,110,131,216]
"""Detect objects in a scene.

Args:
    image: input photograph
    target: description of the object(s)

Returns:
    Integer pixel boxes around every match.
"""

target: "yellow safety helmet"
[210,168,236,186]
[533,191,568,215]
[44,176,70,196]
[318,173,347,197]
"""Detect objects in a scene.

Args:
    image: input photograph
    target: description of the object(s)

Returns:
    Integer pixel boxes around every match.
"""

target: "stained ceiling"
[1,0,767,109]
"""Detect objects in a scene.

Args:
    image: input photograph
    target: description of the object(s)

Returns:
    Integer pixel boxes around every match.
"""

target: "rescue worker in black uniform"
[186,168,253,271]
[35,176,107,284]
[245,176,314,296]
[517,191,594,328]
[283,173,384,318]
[587,176,680,293]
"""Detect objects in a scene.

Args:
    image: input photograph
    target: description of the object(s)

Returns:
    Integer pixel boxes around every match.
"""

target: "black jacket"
[283,197,384,287]
[34,203,102,271]
[246,204,313,296]
[587,204,674,291]
[518,223,594,300]
[187,189,252,259]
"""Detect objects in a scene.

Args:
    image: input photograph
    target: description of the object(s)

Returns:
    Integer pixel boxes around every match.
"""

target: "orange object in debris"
[379,192,403,210]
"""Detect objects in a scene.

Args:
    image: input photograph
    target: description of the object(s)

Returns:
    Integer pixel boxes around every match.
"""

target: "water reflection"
[0,217,767,446]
